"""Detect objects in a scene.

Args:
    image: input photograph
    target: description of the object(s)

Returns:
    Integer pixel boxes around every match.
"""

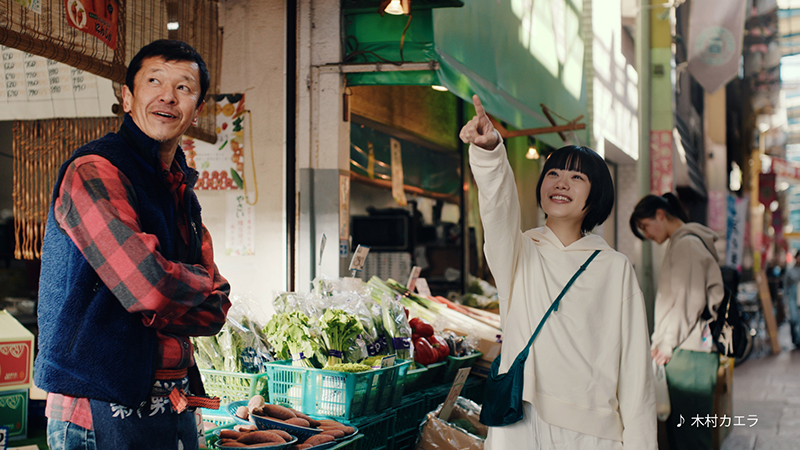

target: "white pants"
[485,402,622,450]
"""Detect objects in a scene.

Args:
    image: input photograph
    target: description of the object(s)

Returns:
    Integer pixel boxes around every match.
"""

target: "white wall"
[591,0,639,162]
[201,0,288,322]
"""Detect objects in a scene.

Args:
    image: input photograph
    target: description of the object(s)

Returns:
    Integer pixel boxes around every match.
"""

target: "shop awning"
[344,1,588,149]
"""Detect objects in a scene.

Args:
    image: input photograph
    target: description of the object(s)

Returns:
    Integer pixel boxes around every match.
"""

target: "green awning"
[344,0,588,149]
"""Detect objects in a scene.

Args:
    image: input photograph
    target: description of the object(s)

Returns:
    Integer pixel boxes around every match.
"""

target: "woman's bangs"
[547,148,588,177]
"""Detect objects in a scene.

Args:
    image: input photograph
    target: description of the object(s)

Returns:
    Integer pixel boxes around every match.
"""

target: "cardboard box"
[0,388,28,440]
[0,310,35,391]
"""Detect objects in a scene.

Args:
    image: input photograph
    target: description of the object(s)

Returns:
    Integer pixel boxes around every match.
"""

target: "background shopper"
[630,193,724,450]
[462,95,656,450]
[35,39,231,450]
[782,251,800,348]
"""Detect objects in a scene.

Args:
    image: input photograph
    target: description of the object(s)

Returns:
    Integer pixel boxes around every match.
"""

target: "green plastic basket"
[442,351,482,382]
[393,391,427,436]
[198,369,269,405]
[265,359,411,421]
[349,411,396,450]
[402,360,446,392]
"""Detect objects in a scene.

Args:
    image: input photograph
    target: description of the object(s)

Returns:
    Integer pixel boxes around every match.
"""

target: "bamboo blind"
[0,0,220,142]
[12,117,122,259]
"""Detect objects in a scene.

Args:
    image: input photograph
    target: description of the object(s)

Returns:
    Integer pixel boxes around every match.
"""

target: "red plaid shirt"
[45,154,231,429]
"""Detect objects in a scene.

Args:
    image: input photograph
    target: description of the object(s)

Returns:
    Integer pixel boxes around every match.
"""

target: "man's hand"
[459,95,500,150]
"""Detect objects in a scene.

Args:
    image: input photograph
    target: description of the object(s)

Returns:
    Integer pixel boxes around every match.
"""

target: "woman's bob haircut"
[535,145,614,234]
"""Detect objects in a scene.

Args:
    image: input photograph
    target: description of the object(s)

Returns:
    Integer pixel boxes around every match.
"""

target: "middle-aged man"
[34,39,231,450]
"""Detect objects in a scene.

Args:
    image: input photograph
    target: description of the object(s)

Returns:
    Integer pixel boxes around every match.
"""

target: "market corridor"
[721,324,800,450]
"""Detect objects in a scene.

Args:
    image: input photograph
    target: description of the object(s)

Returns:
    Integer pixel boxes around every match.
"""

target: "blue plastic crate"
[265,359,411,421]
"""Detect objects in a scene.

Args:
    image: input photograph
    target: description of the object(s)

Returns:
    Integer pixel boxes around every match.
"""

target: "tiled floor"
[721,323,800,450]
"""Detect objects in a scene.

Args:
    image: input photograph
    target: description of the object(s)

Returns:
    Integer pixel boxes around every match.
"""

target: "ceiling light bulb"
[431,85,448,92]
[384,0,404,15]
[526,147,540,160]
[167,22,179,31]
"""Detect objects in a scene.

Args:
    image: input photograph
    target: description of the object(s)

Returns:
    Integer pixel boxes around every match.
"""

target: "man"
[35,40,231,450]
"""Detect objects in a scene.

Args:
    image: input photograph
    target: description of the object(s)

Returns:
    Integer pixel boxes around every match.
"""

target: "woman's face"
[637,213,669,244]
[539,168,591,225]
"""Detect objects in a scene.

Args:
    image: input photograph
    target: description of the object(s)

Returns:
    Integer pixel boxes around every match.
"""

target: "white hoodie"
[650,223,725,357]
[470,141,656,449]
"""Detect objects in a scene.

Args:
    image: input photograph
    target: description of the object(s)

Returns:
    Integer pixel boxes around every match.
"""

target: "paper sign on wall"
[185,94,247,191]
[225,191,256,256]
[65,0,120,49]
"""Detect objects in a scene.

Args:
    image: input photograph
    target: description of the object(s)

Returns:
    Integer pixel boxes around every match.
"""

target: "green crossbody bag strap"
[515,249,601,362]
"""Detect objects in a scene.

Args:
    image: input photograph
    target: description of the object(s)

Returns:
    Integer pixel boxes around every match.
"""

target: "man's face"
[122,56,204,152]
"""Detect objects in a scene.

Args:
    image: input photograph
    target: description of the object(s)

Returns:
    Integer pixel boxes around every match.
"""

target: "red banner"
[65,0,119,50]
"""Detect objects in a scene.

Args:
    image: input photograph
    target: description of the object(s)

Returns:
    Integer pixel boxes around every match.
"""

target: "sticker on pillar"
[340,240,349,258]
[390,138,407,206]
[225,191,256,256]
[340,173,350,241]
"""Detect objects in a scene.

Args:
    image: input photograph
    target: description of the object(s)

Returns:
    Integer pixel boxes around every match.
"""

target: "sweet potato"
[267,429,293,441]
[284,417,310,427]
[320,429,345,438]
[318,419,344,427]
[236,405,250,420]
[234,424,258,432]
[217,439,247,447]
[302,434,335,446]
[248,394,266,412]
[218,429,244,440]
[236,430,286,445]
[260,404,297,421]
[288,408,322,428]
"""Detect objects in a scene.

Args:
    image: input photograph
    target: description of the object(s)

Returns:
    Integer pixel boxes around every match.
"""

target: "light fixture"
[167,22,180,31]
[431,85,448,92]
[384,0,405,15]
[525,146,540,160]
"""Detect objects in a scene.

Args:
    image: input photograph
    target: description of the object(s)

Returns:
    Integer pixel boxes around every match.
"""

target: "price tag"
[438,367,472,421]
[406,266,422,290]
[415,278,432,298]
[348,244,370,272]
[380,354,397,368]
[0,425,7,450]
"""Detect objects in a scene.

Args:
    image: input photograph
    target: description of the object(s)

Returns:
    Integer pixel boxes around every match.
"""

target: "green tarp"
[344,0,588,149]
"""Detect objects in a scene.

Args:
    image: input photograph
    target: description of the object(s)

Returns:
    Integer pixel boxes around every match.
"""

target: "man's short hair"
[125,39,210,108]
[535,145,615,234]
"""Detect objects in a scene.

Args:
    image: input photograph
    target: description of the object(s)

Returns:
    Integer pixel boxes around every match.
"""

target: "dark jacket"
[34,115,202,408]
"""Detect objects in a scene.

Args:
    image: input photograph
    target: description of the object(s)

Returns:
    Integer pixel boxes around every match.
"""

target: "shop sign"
[726,194,747,270]
[687,0,747,93]
[64,0,120,50]
[650,130,673,194]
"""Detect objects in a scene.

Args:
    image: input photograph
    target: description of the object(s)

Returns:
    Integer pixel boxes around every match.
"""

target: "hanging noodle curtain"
[0,0,220,143]
[12,117,123,260]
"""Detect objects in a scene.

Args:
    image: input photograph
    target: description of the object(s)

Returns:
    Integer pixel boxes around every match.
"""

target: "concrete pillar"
[296,0,351,291]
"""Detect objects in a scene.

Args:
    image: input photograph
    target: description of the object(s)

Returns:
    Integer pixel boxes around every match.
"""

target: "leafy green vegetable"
[319,309,365,367]
[323,363,372,373]
[263,311,322,368]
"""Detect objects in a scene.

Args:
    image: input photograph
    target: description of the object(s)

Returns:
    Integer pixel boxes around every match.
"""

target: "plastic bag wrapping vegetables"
[417,397,487,450]
[381,293,414,362]
[318,308,365,367]
[262,310,325,368]
[192,300,274,373]
[329,288,385,357]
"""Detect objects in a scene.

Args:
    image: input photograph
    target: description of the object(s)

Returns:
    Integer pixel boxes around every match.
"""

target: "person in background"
[630,193,724,450]
[35,39,231,450]
[782,251,800,348]
[462,95,656,449]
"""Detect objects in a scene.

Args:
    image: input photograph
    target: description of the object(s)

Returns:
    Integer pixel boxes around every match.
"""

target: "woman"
[629,193,724,450]
[782,251,800,348]
[462,95,655,450]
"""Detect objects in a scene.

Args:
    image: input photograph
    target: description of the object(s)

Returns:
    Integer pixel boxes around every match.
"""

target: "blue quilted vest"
[34,115,203,408]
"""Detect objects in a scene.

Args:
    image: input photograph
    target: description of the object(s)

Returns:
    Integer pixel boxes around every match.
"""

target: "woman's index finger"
[473,95,486,117]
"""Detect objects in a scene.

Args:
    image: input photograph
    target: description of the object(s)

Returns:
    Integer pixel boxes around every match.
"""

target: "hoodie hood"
[671,223,720,261]
[523,225,612,252]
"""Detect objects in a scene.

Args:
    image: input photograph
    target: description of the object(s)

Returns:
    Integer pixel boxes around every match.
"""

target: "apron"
[90,376,199,450]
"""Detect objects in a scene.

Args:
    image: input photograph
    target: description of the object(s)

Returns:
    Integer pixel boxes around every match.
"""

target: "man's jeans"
[47,419,97,450]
